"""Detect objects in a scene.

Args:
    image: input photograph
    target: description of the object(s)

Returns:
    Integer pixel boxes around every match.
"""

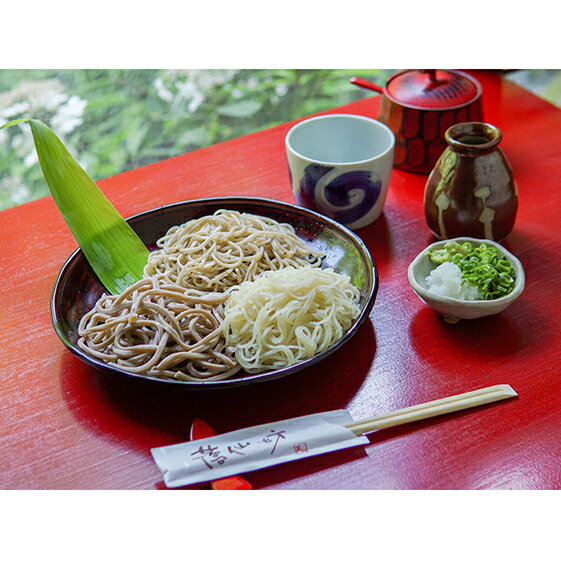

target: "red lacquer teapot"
[350,69,484,174]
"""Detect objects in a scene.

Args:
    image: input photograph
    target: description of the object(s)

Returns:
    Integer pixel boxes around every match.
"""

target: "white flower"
[12,184,31,205]
[188,93,205,113]
[11,124,37,169]
[23,150,38,168]
[36,90,67,112]
[12,123,33,151]
[1,101,29,119]
[0,79,67,113]
[51,95,88,136]
[174,79,205,113]
[154,77,174,102]
[156,70,240,112]
[183,69,237,92]
[0,177,30,205]
[275,83,288,96]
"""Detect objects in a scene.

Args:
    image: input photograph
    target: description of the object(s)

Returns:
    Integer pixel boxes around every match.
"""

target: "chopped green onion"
[427,241,516,300]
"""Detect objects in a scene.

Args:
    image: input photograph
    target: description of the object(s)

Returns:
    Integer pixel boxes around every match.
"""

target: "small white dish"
[407,237,525,323]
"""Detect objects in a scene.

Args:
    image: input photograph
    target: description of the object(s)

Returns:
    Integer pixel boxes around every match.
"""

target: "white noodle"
[223,267,361,372]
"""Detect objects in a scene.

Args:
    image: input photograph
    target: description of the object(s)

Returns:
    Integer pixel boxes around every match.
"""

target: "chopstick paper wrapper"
[151,384,517,488]
[152,410,366,488]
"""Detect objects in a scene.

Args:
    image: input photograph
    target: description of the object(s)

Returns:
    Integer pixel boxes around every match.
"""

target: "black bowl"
[51,197,378,389]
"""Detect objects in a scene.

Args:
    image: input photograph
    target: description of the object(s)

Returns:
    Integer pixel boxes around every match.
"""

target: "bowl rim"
[407,236,525,306]
[51,196,379,389]
[285,113,395,166]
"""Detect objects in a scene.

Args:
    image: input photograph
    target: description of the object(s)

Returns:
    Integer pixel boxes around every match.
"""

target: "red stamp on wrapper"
[293,442,309,454]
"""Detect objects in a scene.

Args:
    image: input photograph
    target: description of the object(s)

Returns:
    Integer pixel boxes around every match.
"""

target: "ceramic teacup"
[285,114,395,229]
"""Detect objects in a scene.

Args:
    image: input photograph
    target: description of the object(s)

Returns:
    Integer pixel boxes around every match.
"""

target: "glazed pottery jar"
[350,70,483,173]
[424,122,518,242]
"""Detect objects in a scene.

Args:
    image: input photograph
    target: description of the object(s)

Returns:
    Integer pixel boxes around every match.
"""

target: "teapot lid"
[386,69,482,109]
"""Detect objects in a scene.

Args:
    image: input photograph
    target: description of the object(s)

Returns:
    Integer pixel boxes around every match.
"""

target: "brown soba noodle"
[77,276,240,381]
[143,209,324,292]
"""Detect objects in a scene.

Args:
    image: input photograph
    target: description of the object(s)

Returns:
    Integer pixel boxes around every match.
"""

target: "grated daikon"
[425,262,482,300]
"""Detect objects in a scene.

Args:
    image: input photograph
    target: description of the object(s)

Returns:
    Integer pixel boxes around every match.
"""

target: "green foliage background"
[2,69,560,211]
[0,69,393,210]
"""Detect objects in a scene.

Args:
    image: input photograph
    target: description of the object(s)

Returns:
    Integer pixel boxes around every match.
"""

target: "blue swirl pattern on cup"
[296,163,382,225]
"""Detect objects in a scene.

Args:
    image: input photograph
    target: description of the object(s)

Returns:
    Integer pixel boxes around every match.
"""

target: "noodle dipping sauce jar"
[285,114,395,229]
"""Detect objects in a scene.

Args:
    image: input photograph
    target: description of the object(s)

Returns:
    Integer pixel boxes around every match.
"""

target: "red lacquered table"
[1,71,560,490]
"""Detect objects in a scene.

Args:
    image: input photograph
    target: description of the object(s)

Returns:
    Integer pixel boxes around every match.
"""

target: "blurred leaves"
[216,100,263,118]
[0,68,394,210]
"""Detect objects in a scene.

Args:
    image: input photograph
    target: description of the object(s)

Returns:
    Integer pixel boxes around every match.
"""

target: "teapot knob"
[423,69,444,89]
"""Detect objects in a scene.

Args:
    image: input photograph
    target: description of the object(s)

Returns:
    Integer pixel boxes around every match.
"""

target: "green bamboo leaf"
[1,118,30,128]
[1,118,149,294]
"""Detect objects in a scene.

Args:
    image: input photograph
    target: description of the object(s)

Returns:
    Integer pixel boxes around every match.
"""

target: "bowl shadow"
[409,307,526,362]
[59,319,377,468]
[355,213,392,269]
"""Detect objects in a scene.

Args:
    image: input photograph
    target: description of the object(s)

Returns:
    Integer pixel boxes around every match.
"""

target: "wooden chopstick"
[344,384,517,436]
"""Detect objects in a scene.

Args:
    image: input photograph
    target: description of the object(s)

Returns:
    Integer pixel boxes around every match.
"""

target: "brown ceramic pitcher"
[424,122,518,241]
